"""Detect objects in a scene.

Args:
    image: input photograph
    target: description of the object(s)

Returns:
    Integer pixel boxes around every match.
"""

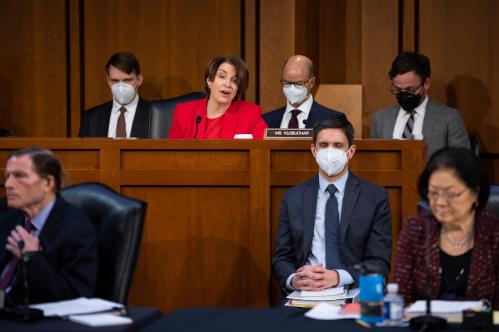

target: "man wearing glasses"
[263,55,344,128]
[370,52,469,158]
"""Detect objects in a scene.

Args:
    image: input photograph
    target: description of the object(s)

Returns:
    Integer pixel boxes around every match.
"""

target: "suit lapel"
[100,104,112,136]
[306,102,321,128]
[302,177,319,259]
[422,100,438,145]
[339,173,360,241]
[130,98,149,138]
[37,197,65,251]
[383,106,399,138]
[221,102,238,139]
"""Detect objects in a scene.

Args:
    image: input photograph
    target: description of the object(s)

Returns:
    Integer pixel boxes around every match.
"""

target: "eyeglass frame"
[281,76,313,88]
[389,80,426,95]
[426,187,470,202]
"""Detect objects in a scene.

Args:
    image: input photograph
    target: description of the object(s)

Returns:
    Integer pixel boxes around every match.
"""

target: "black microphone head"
[196,115,202,124]
[302,119,310,127]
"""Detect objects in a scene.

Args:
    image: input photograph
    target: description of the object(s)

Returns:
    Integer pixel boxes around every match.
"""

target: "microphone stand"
[409,214,447,331]
[16,240,43,322]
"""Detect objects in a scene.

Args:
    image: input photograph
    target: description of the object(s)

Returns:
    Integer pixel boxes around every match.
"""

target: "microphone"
[302,119,310,128]
[194,116,202,139]
[409,204,447,331]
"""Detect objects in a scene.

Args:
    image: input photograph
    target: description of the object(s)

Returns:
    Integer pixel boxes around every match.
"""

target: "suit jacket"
[370,100,470,157]
[272,173,392,291]
[0,196,98,305]
[262,101,344,128]
[394,210,499,310]
[168,98,268,139]
[79,98,151,138]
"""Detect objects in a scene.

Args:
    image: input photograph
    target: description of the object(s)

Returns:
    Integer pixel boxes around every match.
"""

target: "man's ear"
[347,144,356,160]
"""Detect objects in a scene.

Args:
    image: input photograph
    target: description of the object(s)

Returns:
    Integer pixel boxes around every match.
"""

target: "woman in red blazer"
[393,147,499,310]
[168,56,267,139]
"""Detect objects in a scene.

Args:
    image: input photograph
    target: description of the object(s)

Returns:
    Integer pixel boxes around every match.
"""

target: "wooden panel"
[315,84,363,138]
[0,0,67,137]
[0,138,425,312]
[83,0,241,110]
[419,0,499,153]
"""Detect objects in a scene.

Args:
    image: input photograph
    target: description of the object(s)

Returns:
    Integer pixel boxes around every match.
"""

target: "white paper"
[301,286,345,298]
[288,288,359,301]
[406,300,483,314]
[305,302,360,320]
[69,313,132,327]
[30,297,124,317]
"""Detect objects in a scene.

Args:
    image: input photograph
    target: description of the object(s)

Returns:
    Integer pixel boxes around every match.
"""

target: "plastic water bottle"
[383,283,404,325]
[359,273,384,324]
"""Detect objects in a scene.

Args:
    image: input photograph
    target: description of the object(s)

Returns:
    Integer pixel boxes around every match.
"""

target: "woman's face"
[207,62,238,104]
[428,168,478,226]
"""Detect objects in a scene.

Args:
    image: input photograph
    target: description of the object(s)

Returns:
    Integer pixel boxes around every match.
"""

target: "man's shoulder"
[426,99,459,114]
[349,173,386,195]
[311,101,342,115]
[54,196,95,232]
[263,105,286,117]
[373,105,398,118]
[284,176,317,196]
[84,101,113,115]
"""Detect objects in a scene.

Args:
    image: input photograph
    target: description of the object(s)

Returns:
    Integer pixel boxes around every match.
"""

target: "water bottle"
[383,283,404,325]
[359,273,384,324]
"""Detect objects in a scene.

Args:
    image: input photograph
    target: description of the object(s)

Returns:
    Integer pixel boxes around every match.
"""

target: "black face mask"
[396,91,422,112]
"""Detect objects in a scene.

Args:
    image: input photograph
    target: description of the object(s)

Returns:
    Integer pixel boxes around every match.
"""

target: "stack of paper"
[286,287,360,308]
[405,300,483,323]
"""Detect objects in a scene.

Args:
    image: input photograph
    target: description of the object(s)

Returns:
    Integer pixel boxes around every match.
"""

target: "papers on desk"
[405,300,484,323]
[30,297,132,326]
[305,302,360,320]
[285,287,359,308]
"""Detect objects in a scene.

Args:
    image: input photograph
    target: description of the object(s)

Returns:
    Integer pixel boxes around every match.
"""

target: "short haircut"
[8,146,63,193]
[312,115,354,146]
[389,52,431,81]
[418,147,490,213]
[204,56,249,100]
[105,52,141,75]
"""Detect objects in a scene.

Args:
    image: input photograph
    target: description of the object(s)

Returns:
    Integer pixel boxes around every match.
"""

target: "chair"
[469,134,481,159]
[149,91,206,138]
[60,182,147,304]
[0,128,13,137]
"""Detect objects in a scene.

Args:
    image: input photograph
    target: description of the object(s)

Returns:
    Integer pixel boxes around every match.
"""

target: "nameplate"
[264,128,313,140]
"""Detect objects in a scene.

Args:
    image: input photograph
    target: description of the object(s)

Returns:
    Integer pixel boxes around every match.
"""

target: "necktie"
[116,107,127,138]
[402,110,415,139]
[325,184,342,269]
[0,221,34,290]
[287,109,301,128]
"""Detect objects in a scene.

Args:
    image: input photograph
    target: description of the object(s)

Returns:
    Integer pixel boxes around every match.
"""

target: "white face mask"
[315,147,349,177]
[111,82,136,105]
[283,85,308,106]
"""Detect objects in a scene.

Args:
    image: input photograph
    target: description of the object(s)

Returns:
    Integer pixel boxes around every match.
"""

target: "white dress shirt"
[392,95,428,140]
[107,94,139,138]
[285,170,354,290]
[279,96,314,128]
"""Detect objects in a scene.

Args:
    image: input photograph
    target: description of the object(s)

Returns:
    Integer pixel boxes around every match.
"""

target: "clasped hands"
[5,225,40,259]
[291,264,339,291]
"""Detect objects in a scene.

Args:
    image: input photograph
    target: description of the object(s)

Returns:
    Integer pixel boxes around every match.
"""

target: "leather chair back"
[469,134,481,159]
[61,182,147,304]
[149,91,206,138]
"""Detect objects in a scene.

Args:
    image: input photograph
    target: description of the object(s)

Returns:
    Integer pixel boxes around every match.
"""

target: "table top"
[0,307,162,332]
[140,307,499,332]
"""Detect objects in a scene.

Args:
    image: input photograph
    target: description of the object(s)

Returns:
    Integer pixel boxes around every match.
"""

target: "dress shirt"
[285,170,354,289]
[279,96,314,129]
[392,95,428,139]
[107,94,139,138]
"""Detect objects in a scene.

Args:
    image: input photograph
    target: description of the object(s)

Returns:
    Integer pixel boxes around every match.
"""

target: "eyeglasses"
[427,188,469,202]
[390,83,423,95]
[281,78,311,88]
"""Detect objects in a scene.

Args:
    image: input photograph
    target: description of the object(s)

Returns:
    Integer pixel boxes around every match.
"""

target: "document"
[30,297,124,317]
[305,302,360,320]
[68,313,132,327]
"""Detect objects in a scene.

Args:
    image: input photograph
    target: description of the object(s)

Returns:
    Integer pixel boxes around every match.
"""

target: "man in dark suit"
[79,52,151,138]
[263,55,344,129]
[272,117,392,293]
[0,147,97,306]
[371,52,469,158]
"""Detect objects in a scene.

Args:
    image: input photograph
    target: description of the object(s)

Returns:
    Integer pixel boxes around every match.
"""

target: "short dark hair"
[389,52,431,81]
[105,52,141,75]
[312,115,354,146]
[418,147,490,213]
[8,146,63,193]
[204,56,249,100]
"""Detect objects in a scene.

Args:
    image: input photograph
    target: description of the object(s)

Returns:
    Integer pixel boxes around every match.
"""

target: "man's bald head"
[282,55,314,81]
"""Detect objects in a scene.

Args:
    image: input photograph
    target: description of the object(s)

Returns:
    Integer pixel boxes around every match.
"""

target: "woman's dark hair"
[418,147,490,213]
[204,56,249,100]
[8,146,63,193]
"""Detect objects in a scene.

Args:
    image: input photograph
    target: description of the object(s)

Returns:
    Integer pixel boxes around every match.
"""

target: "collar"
[112,93,140,114]
[285,95,314,117]
[318,169,349,195]
[29,197,56,232]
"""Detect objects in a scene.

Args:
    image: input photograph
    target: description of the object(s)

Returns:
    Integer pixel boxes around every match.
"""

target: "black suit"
[272,173,392,291]
[263,101,344,128]
[0,196,98,305]
[79,98,151,138]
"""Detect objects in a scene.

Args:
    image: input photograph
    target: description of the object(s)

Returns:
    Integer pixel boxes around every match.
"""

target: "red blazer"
[393,210,499,309]
[168,98,268,139]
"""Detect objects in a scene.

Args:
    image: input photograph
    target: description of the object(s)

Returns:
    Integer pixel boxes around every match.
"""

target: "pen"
[355,319,371,328]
